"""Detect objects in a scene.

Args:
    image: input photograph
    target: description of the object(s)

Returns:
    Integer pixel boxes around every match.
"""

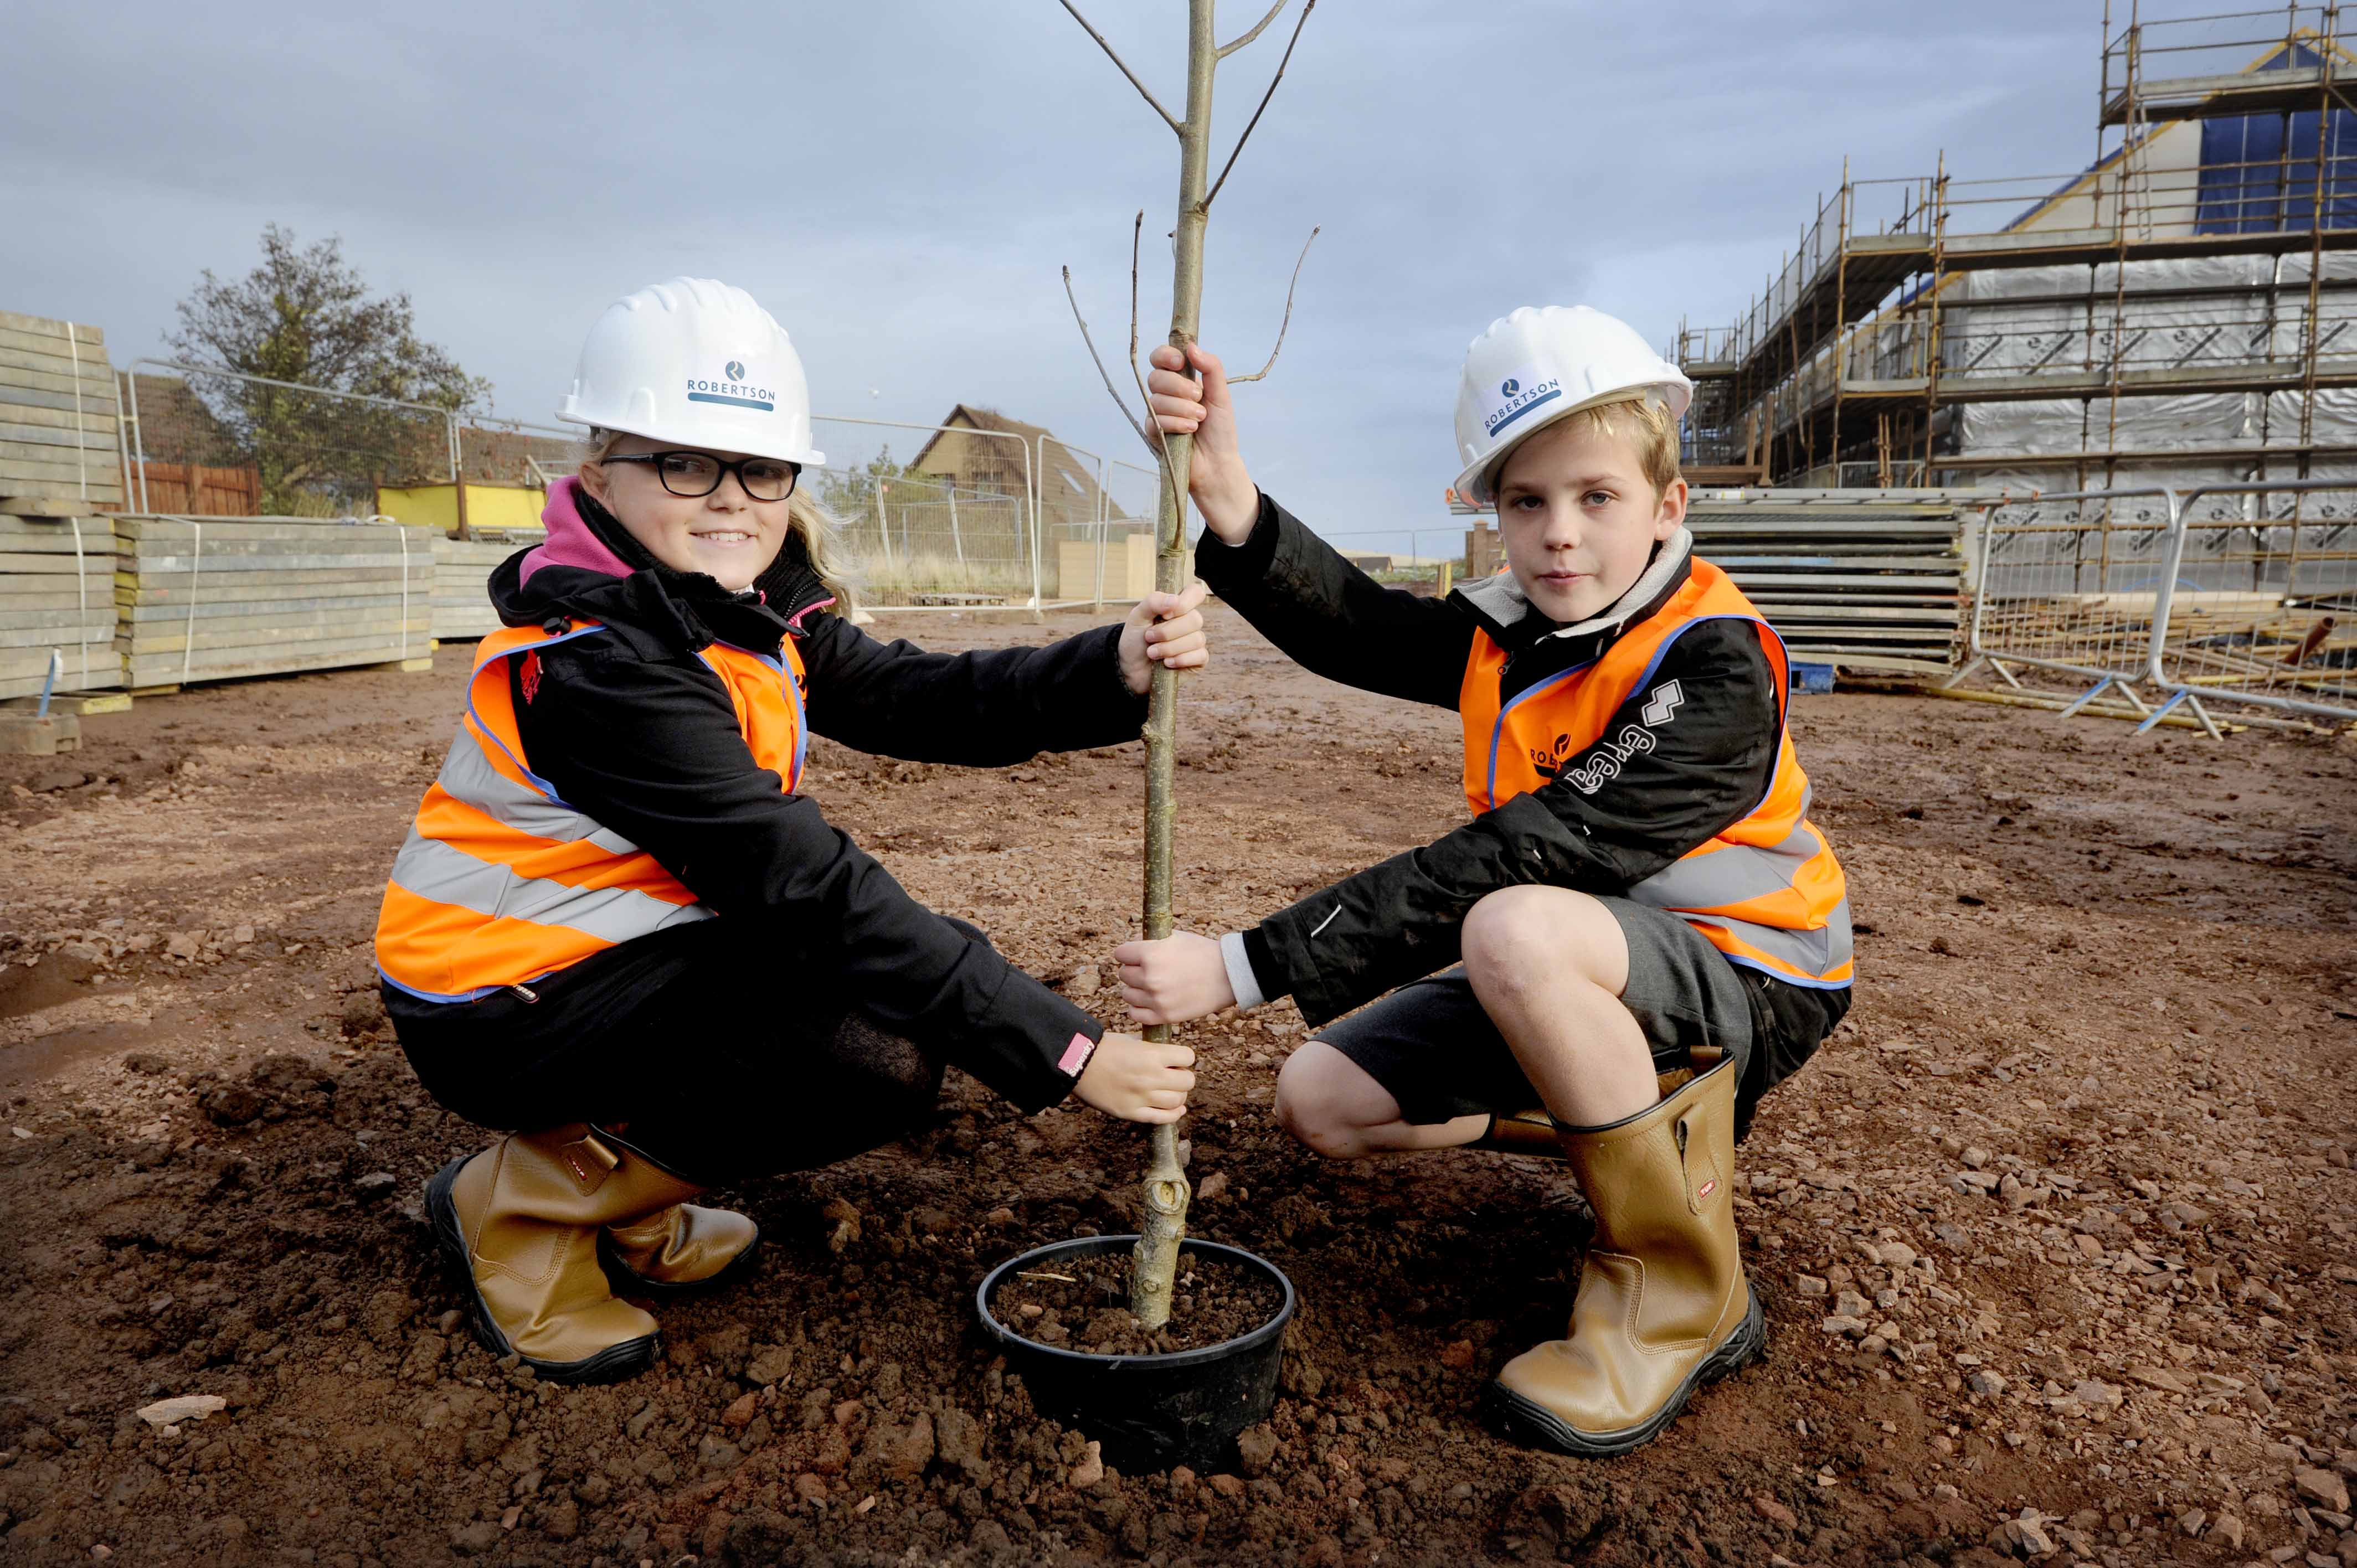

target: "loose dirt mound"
[1,608,2352,1565]
[989,1247,1284,1355]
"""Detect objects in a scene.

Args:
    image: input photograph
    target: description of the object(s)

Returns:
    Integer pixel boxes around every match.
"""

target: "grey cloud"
[7,0,2093,545]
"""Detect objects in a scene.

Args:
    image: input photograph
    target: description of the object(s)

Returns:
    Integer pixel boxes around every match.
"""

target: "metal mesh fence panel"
[813,465,1036,607]
[1043,456,1161,605]
[124,361,455,519]
[1960,487,2181,703]
[457,419,578,489]
[2157,481,2357,721]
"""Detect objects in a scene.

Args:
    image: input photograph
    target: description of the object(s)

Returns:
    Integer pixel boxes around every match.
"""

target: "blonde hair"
[581,428,857,616]
[1495,395,1682,498]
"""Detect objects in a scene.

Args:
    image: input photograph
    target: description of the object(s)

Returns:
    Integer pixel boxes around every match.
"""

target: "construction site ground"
[2,604,2354,1568]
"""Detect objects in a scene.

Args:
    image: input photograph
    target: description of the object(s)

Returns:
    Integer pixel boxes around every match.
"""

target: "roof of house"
[909,404,1131,522]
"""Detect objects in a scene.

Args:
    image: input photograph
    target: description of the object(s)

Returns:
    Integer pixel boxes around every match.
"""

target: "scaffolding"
[1677,4,2357,495]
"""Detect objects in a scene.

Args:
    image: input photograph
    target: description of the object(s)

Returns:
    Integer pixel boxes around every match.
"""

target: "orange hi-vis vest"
[1458,558,1852,988]
[375,619,807,1002]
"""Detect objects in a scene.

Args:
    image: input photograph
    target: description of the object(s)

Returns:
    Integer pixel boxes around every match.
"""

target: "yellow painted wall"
[374,483,548,537]
[1057,533,1155,599]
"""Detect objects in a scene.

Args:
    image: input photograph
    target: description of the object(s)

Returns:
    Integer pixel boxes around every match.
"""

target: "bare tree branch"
[1217,0,1290,58]
[1056,0,1182,135]
[1228,225,1321,384]
[1202,0,1316,210]
[1119,213,1187,492]
[1062,266,1153,448]
[1129,212,1144,380]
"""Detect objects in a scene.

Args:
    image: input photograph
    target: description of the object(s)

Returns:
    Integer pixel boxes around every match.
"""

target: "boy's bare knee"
[1275,1043,1376,1160]
[1463,885,1618,995]
[1463,886,1568,991]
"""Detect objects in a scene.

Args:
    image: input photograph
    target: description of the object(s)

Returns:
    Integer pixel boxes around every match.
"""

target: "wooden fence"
[127,462,261,515]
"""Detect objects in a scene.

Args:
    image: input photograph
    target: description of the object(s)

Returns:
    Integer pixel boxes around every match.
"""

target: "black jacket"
[1201,493,1846,1068]
[418,499,1145,1113]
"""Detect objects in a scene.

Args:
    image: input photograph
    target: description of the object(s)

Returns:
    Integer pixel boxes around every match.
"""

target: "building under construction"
[1678,5,2357,496]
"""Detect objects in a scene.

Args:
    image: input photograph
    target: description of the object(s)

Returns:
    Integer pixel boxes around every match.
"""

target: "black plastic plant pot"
[975,1235,1296,1475]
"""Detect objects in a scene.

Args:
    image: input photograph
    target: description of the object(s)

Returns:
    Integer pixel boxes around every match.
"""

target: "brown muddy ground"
[2,604,2354,1568]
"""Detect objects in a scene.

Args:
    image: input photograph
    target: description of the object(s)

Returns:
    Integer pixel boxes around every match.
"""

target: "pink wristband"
[1058,1032,1097,1076]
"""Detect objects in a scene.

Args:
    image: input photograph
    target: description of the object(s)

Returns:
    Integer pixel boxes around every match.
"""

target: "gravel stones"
[133,1395,224,1428]
[866,1411,934,1482]
[2069,1379,2124,1412]
[744,1344,794,1387]
[1067,1438,1105,1490]
[2298,1467,2352,1515]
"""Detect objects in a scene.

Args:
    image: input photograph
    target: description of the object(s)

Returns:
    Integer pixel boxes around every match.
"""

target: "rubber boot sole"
[423,1155,660,1387]
[597,1226,764,1301]
[1489,1283,1768,1458]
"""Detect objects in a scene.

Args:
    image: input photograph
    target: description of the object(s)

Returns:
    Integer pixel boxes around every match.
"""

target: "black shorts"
[1317,897,1840,1136]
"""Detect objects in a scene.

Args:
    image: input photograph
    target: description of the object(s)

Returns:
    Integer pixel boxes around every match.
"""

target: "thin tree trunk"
[1128,0,1218,1332]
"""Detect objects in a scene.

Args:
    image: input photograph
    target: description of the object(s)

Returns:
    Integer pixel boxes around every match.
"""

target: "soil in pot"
[987,1246,1283,1355]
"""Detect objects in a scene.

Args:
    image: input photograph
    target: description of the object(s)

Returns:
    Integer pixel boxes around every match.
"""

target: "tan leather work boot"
[1470,1060,1702,1159]
[599,1183,761,1299]
[1489,1050,1766,1455]
[424,1126,661,1385]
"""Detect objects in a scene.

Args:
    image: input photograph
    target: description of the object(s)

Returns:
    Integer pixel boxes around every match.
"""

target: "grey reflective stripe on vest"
[438,730,641,856]
[1625,821,1825,914]
[387,829,714,944]
[1678,906,1854,981]
[1628,815,1853,979]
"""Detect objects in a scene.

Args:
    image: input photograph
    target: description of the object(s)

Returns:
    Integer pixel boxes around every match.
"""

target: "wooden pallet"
[109,514,432,687]
[0,512,117,697]
[0,314,123,509]
[428,537,521,639]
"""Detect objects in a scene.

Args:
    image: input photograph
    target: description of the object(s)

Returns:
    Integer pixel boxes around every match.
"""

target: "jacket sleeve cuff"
[1219,930,1267,1012]
[1192,490,1282,588]
[960,967,1107,1115]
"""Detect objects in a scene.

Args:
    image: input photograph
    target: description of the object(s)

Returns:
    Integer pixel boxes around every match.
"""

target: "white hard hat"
[558,277,825,466]
[1450,305,1690,505]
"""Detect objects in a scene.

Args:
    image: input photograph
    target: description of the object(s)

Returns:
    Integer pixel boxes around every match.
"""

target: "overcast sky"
[6,2,2106,550]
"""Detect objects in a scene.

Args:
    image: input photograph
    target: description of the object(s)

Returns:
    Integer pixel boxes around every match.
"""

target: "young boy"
[1115,306,1852,1457]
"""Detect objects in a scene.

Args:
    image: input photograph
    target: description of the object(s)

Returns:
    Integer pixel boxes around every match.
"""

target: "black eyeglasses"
[598,450,801,501]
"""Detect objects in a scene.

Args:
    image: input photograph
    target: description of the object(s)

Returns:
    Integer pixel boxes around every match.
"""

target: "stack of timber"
[114,517,430,689]
[0,513,119,700]
[1684,490,1979,678]
[0,313,125,514]
[428,536,519,641]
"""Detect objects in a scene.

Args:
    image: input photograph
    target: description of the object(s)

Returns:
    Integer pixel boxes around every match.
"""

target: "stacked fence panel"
[0,513,119,700]
[1684,493,1970,677]
[113,517,430,688]
[429,537,517,641]
[0,313,125,514]
[2158,483,2357,720]
[1968,489,2180,692]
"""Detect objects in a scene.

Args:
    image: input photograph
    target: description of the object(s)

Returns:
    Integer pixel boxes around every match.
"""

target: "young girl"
[375,277,1206,1384]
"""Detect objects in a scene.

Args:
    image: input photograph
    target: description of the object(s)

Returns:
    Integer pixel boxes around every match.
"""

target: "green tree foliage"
[168,225,491,514]
[811,443,912,519]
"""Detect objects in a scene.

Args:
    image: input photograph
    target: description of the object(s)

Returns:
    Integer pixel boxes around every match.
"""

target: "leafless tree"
[1056,0,1319,1329]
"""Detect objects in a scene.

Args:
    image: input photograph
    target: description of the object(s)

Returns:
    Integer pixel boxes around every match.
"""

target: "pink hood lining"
[517,476,634,585]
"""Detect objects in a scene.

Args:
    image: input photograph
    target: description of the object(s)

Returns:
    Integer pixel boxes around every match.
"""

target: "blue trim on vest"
[466,624,615,804]
[1482,656,1598,812]
[1718,952,1854,991]
[378,963,570,1005]
[714,640,809,793]
[378,968,499,1004]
